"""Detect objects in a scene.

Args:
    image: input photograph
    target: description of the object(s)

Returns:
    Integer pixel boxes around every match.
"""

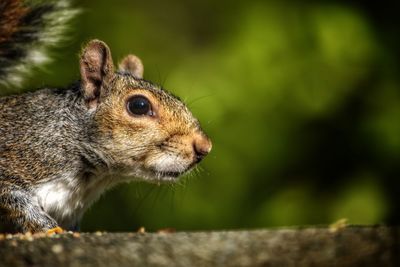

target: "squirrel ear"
[80,40,114,106]
[118,55,144,79]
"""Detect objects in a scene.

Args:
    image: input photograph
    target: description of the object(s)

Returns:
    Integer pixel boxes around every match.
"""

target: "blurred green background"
[5,0,400,231]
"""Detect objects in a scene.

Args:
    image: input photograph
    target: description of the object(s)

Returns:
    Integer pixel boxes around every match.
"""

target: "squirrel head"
[79,40,212,182]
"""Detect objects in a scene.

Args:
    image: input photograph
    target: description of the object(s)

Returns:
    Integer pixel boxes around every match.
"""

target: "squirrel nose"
[193,134,212,163]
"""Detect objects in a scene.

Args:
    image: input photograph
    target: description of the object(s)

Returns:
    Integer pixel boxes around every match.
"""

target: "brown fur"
[0,0,27,45]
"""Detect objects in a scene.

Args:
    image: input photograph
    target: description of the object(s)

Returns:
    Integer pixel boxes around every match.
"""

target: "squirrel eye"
[127,95,153,116]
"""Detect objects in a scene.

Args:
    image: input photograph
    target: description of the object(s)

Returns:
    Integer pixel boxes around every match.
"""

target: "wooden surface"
[0,226,399,267]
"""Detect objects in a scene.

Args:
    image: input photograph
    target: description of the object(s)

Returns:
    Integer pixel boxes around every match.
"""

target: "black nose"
[193,134,212,163]
[195,150,206,163]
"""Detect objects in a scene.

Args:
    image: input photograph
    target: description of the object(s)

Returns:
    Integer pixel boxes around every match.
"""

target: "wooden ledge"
[0,226,399,267]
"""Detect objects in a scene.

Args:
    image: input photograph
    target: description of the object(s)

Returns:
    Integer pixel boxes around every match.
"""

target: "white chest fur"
[34,172,113,229]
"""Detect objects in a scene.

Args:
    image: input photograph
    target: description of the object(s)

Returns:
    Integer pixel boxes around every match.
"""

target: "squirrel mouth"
[158,163,199,178]
[153,170,183,178]
[148,162,196,180]
[149,166,194,179]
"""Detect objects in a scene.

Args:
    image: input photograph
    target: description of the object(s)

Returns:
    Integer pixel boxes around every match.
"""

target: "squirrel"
[0,0,212,233]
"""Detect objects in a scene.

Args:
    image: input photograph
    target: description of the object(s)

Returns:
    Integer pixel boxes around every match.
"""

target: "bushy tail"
[0,0,79,87]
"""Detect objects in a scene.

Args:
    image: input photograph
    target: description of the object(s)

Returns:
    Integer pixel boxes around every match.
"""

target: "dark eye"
[127,95,153,116]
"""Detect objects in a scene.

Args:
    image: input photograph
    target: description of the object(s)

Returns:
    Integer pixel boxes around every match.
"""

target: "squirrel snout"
[193,134,212,163]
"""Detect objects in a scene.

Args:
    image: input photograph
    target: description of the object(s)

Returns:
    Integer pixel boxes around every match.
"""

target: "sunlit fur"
[94,73,208,183]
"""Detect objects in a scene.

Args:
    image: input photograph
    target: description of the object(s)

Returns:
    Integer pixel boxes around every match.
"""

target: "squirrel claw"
[47,226,64,235]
